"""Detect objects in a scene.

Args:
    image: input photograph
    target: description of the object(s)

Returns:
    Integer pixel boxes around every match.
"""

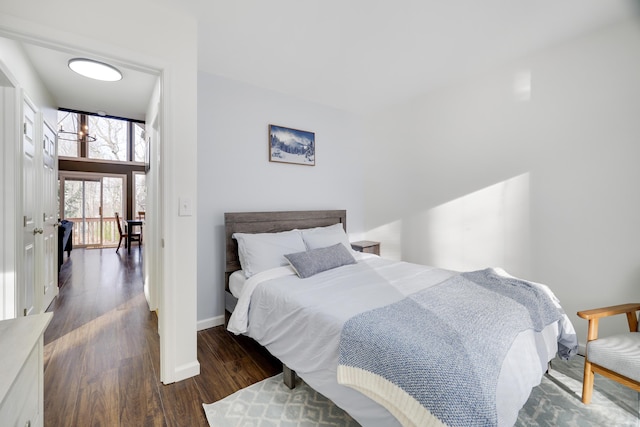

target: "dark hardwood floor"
[45,248,280,426]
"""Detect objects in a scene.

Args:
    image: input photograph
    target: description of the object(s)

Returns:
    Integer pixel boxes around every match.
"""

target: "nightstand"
[350,240,380,255]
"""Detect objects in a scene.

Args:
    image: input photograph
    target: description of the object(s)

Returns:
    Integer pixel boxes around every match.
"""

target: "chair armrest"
[577,303,640,341]
[577,303,640,320]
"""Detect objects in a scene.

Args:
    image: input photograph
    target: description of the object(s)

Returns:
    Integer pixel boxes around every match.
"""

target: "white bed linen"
[229,270,247,298]
[227,253,562,427]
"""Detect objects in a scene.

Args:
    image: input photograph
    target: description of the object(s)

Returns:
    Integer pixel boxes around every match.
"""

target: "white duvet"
[227,253,566,427]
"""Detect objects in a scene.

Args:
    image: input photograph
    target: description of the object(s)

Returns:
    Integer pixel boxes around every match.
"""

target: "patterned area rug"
[203,374,359,426]
[203,356,640,427]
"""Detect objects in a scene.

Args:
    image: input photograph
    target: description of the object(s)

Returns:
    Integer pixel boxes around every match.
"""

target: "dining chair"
[136,211,145,242]
[577,303,640,404]
[115,212,141,253]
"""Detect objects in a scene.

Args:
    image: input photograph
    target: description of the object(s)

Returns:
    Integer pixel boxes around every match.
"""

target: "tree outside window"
[134,172,146,216]
[133,122,146,163]
[88,116,128,161]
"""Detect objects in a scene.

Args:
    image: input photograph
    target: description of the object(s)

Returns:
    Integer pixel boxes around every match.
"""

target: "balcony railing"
[65,216,121,247]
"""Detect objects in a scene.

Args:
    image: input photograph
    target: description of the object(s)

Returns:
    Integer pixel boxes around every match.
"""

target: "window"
[133,172,146,216]
[57,111,81,157]
[57,109,145,163]
[88,115,128,161]
[133,122,146,163]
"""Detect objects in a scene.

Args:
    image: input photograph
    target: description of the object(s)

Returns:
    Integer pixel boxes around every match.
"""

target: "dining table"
[126,219,144,253]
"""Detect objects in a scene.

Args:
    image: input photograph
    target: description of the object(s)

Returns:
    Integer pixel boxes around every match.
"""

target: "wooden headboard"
[224,210,347,289]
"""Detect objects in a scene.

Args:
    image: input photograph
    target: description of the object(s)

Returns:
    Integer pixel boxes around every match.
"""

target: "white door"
[42,122,58,310]
[22,100,37,316]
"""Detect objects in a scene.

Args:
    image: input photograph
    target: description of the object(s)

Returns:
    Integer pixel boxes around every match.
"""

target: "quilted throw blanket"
[337,268,571,427]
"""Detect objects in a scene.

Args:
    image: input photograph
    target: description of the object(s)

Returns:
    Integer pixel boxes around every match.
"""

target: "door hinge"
[23,308,27,316]
[23,122,27,135]
[43,212,46,222]
[23,216,27,227]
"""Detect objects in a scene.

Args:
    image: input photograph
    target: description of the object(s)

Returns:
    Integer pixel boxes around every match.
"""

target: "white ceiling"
[19,0,640,120]
[21,43,157,121]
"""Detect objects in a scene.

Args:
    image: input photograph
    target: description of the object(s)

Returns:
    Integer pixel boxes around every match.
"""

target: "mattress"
[228,253,574,426]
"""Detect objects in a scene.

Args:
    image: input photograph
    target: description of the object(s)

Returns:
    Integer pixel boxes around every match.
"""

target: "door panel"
[22,100,36,316]
[42,122,57,310]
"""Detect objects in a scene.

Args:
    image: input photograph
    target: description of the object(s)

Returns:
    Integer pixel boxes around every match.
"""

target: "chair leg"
[116,236,122,253]
[582,359,594,404]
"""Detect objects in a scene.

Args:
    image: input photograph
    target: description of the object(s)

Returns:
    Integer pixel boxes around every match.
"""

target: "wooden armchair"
[577,303,640,404]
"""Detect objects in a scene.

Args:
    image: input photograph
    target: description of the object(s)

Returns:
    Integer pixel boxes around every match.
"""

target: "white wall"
[364,18,640,345]
[197,73,365,327]
[0,0,199,383]
[0,37,56,120]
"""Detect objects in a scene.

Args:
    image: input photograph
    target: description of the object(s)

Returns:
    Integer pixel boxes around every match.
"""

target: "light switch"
[179,197,192,216]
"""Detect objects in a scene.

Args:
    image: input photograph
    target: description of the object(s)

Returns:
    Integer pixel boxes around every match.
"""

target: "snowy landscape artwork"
[269,124,315,166]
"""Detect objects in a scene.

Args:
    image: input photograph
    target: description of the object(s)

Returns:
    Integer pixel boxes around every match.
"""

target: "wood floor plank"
[119,355,166,426]
[43,328,86,426]
[195,333,243,403]
[73,368,120,427]
[81,310,121,378]
[159,378,208,427]
[202,326,249,362]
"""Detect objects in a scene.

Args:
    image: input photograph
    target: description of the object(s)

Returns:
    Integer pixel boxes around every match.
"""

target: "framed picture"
[269,124,315,166]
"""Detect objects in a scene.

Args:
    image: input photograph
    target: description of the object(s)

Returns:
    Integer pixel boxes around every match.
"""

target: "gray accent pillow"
[285,243,356,278]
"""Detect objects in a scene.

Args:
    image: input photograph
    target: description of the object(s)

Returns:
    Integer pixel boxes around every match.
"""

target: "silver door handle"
[33,228,43,235]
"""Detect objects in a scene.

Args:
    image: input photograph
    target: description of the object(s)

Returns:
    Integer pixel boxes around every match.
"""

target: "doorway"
[59,172,126,248]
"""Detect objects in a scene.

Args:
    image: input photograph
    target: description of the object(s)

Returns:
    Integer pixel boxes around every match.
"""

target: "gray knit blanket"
[337,268,566,427]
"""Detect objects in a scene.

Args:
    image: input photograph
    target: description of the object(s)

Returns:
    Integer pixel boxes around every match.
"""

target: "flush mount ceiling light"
[68,58,122,81]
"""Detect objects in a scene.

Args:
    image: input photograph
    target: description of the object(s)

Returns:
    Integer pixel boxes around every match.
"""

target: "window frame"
[57,108,145,164]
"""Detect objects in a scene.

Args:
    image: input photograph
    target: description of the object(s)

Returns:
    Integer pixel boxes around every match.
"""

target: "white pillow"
[301,223,351,251]
[228,270,246,298]
[233,229,306,278]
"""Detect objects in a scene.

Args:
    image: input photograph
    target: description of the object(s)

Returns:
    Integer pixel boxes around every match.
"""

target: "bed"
[223,210,578,427]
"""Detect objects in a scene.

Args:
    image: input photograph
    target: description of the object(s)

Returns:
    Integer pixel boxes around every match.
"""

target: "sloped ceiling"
[183,0,640,113]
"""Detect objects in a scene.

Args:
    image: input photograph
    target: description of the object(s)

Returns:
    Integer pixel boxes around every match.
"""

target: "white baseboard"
[174,360,201,383]
[197,315,225,331]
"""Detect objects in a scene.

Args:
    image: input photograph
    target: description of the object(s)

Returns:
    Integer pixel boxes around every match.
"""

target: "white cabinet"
[0,313,52,427]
